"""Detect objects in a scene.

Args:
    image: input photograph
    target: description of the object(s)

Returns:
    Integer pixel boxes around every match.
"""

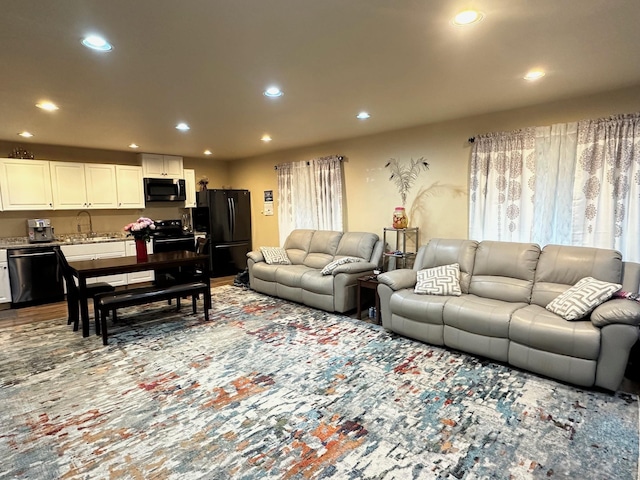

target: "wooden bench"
[95,282,210,345]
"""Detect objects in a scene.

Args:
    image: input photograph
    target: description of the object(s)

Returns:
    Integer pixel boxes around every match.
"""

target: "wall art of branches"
[385,157,429,205]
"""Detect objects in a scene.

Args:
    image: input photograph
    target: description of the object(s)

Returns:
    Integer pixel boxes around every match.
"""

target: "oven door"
[152,236,196,285]
[152,236,195,253]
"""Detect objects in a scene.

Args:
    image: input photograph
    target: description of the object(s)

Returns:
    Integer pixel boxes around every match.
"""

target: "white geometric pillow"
[414,263,462,296]
[321,256,363,275]
[260,246,291,265]
[546,276,621,321]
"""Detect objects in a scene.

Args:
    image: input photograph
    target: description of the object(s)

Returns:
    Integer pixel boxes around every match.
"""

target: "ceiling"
[1,1,640,161]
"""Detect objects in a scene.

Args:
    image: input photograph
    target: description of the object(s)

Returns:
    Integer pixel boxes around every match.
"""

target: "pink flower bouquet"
[123,217,156,241]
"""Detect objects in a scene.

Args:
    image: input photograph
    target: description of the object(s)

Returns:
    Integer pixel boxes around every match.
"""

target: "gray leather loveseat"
[377,238,640,391]
[247,229,383,313]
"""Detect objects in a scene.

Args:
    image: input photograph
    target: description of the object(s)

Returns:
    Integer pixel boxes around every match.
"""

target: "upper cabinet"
[183,168,197,208]
[50,162,118,209]
[115,165,145,208]
[0,158,53,210]
[139,153,183,179]
[85,164,118,208]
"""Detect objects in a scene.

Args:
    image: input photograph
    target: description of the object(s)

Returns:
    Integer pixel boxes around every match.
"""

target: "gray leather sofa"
[247,229,383,313]
[377,238,640,391]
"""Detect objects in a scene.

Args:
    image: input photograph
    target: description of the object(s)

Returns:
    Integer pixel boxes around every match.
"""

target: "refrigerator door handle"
[227,197,233,236]
[230,197,236,238]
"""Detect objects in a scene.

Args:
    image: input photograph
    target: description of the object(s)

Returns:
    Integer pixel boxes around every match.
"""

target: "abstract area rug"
[0,287,638,479]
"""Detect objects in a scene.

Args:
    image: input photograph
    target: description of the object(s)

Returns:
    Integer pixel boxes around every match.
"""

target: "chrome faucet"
[76,210,94,237]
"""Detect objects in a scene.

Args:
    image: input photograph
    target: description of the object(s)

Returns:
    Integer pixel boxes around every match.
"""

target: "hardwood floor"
[0,275,236,329]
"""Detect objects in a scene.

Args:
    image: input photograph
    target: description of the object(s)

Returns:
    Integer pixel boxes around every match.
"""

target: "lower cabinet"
[125,240,154,284]
[61,242,128,287]
[61,240,154,289]
[2,241,157,304]
[0,250,10,304]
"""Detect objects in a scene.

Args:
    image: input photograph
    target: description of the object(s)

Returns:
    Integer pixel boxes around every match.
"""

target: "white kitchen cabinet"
[85,164,118,208]
[50,162,118,209]
[139,153,183,179]
[0,250,10,304]
[0,158,53,210]
[50,161,86,209]
[183,168,197,208]
[125,240,155,284]
[116,165,145,208]
[61,242,128,287]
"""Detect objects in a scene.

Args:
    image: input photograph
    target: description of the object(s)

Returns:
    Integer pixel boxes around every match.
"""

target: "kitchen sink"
[86,236,121,242]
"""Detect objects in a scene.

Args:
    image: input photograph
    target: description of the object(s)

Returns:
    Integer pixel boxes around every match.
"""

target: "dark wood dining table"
[67,250,211,337]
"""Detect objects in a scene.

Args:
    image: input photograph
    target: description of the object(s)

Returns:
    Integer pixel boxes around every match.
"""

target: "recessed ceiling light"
[452,10,484,26]
[261,135,272,142]
[264,86,283,97]
[129,143,139,149]
[204,150,213,155]
[524,70,545,81]
[81,35,113,52]
[18,131,34,138]
[176,123,190,131]
[36,101,59,111]
[356,111,371,120]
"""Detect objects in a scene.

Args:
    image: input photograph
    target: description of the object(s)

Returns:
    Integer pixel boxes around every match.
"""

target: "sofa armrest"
[331,261,377,275]
[377,269,417,291]
[247,250,265,263]
[591,299,640,327]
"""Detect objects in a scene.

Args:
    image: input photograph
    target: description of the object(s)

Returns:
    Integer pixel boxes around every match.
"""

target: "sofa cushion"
[510,304,600,360]
[469,241,540,303]
[545,277,621,321]
[300,270,334,295]
[321,256,363,275]
[389,290,449,326]
[414,263,462,296]
[251,262,280,282]
[416,239,478,293]
[303,230,343,268]
[274,264,317,288]
[443,294,526,338]
[283,229,315,265]
[335,232,379,261]
[531,244,623,307]
[259,246,291,265]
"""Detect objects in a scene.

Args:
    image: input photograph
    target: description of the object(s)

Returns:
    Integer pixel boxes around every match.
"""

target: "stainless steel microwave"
[143,178,186,202]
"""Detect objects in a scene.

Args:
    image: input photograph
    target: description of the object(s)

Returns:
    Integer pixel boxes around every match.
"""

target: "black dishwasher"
[8,246,64,307]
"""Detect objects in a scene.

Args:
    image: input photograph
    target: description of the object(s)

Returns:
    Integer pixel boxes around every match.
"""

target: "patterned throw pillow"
[260,247,291,265]
[414,263,462,296]
[546,276,621,321]
[321,257,363,275]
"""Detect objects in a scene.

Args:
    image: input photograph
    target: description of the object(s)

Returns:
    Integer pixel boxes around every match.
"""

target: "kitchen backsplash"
[0,206,188,239]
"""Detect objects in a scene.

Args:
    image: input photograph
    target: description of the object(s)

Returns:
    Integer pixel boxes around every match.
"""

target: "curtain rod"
[274,155,344,170]
[468,137,475,144]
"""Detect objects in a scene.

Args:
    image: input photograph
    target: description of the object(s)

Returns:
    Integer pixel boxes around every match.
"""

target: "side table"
[356,275,381,324]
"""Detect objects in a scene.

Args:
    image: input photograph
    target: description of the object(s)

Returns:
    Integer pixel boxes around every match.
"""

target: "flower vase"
[393,207,408,229]
[135,238,148,262]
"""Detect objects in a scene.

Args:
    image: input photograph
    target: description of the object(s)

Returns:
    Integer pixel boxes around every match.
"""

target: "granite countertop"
[0,233,129,249]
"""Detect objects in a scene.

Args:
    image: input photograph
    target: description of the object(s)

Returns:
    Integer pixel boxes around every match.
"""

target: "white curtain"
[531,122,577,246]
[469,113,640,262]
[277,155,344,244]
[469,127,536,241]
[572,114,640,261]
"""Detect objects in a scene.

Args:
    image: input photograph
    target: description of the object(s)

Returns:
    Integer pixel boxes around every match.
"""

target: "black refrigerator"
[193,189,252,277]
